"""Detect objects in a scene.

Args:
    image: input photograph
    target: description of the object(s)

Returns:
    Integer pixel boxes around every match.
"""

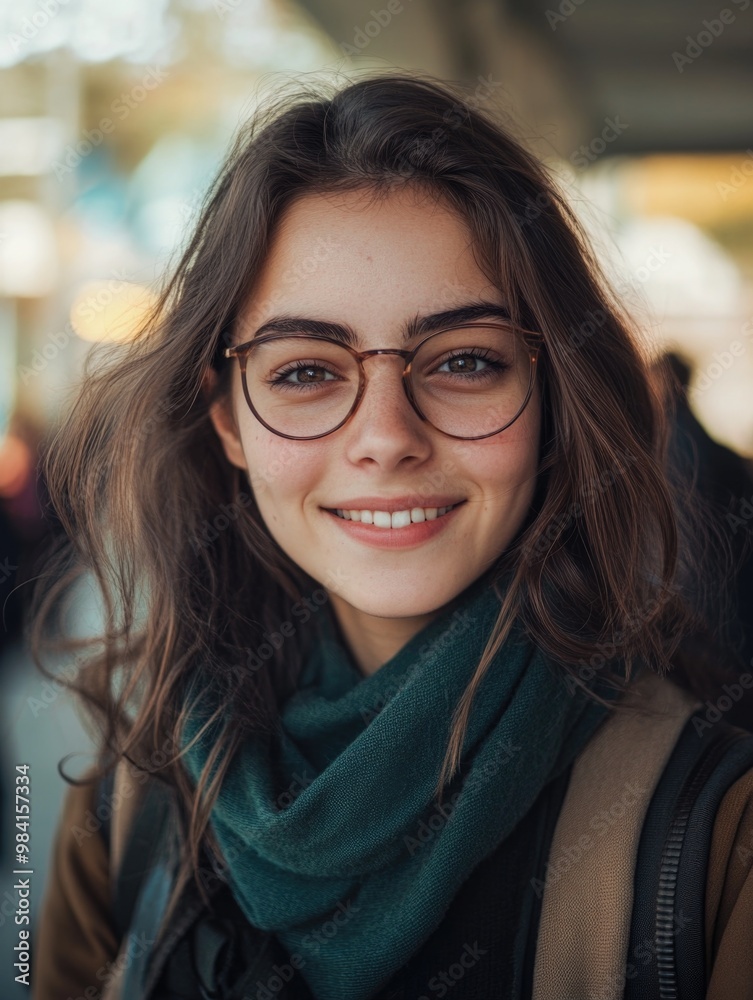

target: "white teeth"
[391,510,412,529]
[332,504,458,528]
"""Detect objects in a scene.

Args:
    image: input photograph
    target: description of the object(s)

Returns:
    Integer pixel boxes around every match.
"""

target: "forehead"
[237,187,503,338]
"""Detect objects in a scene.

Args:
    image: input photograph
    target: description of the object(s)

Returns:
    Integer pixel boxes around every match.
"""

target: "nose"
[341,353,433,467]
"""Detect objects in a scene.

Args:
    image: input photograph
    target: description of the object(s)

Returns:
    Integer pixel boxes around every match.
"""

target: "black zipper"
[654,728,750,998]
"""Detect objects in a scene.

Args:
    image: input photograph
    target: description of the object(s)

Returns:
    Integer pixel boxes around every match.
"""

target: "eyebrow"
[244,302,513,347]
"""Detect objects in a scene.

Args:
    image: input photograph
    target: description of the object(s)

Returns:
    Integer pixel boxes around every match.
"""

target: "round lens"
[411,326,534,438]
[244,336,359,438]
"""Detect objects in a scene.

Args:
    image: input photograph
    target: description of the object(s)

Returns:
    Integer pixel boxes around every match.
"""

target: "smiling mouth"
[324,502,465,529]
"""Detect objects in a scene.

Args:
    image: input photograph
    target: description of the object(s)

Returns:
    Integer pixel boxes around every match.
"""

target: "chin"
[335,586,462,623]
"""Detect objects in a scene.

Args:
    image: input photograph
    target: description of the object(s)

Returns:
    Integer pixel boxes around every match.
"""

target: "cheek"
[505,392,542,478]
[465,403,541,477]
[504,418,541,493]
[464,410,541,517]
[239,430,323,514]
[485,449,539,504]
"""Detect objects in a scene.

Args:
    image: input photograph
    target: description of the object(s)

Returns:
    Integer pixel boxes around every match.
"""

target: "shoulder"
[706,763,753,999]
[32,759,155,1000]
[33,768,120,1000]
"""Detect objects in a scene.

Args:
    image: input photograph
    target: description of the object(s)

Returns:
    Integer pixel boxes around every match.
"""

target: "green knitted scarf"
[182,573,622,999]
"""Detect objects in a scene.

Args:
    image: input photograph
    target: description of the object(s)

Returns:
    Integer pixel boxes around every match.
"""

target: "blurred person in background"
[658,349,753,729]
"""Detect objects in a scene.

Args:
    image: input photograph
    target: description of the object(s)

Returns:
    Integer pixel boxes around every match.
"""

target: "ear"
[204,368,248,471]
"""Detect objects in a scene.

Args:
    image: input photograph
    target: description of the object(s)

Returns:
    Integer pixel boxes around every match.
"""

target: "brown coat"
[33,670,753,1000]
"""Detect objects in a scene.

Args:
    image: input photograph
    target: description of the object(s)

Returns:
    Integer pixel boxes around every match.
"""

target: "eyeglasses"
[223,322,542,441]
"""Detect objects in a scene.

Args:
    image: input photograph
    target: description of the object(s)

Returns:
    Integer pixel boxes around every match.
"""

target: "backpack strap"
[112,770,174,942]
[107,765,233,999]
[532,669,703,999]
[93,758,172,938]
[99,760,178,1000]
[625,714,753,999]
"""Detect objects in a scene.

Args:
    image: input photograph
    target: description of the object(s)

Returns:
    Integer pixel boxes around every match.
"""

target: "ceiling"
[299,0,753,158]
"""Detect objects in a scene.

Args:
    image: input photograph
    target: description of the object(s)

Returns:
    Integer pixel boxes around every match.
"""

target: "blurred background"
[1,0,752,989]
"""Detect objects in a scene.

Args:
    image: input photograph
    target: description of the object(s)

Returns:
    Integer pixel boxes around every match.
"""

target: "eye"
[432,348,510,381]
[437,352,492,374]
[274,363,338,385]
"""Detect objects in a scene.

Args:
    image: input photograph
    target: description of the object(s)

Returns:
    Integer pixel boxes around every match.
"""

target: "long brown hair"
[28,71,736,905]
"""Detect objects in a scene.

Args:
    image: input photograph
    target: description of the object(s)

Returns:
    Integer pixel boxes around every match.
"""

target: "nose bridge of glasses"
[356,347,414,387]
[358,347,412,365]
[350,348,420,426]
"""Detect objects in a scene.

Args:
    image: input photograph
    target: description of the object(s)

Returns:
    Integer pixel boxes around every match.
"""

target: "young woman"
[30,72,753,1000]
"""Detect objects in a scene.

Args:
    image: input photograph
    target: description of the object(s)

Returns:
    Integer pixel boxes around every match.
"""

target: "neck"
[327,594,440,676]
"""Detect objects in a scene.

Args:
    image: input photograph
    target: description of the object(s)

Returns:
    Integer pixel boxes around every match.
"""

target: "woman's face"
[210,185,541,666]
